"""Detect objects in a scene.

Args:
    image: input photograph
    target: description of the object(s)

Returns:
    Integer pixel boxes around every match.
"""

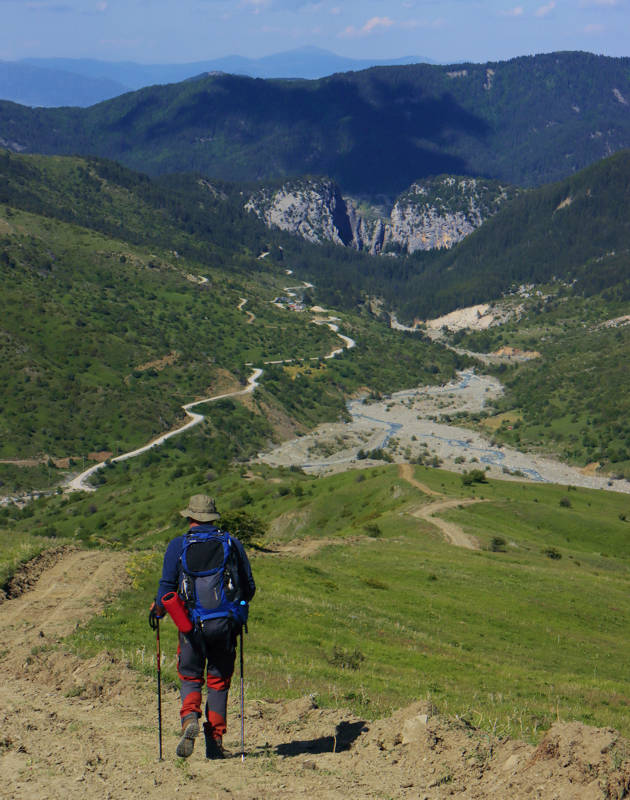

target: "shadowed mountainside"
[2,52,630,194]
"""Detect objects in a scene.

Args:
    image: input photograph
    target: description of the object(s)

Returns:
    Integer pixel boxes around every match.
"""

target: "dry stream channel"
[259,369,630,495]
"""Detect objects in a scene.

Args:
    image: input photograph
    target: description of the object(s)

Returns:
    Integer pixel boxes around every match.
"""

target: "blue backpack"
[179,526,249,638]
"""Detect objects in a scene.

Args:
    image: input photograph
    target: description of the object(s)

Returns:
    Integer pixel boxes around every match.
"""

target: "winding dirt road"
[67,368,263,492]
[67,301,355,493]
[238,297,256,324]
[398,463,481,550]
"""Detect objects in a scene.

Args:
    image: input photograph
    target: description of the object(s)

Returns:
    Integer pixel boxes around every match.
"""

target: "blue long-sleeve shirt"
[156,524,256,608]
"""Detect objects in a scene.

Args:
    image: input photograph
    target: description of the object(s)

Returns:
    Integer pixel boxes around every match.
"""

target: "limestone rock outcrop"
[245,175,517,255]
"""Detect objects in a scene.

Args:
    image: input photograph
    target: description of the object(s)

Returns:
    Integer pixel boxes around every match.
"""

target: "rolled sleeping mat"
[161,591,193,633]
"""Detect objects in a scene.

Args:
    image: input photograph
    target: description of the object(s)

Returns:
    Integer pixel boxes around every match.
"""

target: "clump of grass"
[328,646,365,671]
[362,577,388,590]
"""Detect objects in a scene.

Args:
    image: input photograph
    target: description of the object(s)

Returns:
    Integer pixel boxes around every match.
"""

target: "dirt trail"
[411,498,482,550]
[398,463,481,550]
[2,550,630,799]
[398,463,442,496]
[237,297,256,324]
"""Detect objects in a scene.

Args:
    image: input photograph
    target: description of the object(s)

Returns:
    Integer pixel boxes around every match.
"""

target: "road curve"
[66,368,262,492]
[67,303,357,492]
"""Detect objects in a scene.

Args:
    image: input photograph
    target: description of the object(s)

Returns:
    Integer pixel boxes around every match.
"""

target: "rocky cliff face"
[244,178,354,247]
[385,176,516,253]
[245,175,517,255]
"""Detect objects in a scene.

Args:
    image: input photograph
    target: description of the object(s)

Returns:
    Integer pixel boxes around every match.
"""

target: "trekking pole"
[149,607,164,761]
[239,628,245,762]
[156,618,163,761]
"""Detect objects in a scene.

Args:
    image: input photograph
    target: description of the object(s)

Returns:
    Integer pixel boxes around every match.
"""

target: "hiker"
[149,494,255,760]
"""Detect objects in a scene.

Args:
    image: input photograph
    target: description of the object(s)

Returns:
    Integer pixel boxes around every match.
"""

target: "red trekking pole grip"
[161,591,193,633]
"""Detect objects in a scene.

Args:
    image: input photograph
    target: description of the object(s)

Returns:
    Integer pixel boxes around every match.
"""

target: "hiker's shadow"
[275,720,367,757]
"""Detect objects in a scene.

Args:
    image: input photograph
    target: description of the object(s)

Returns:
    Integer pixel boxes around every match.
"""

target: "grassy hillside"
[2,52,630,194]
[0,203,338,459]
[0,151,465,488]
[3,462,629,742]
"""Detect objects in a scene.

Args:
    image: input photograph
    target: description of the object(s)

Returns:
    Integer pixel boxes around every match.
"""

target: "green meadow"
[4,456,629,743]
[2,147,630,749]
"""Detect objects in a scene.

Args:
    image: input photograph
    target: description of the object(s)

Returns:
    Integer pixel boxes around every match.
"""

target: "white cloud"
[363,16,395,33]
[339,15,395,38]
[583,22,605,31]
[580,0,619,5]
[330,6,341,14]
[95,1,107,11]
[535,1,555,16]
[500,6,524,16]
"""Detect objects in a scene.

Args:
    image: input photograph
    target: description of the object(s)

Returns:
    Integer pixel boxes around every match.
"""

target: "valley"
[2,54,630,798]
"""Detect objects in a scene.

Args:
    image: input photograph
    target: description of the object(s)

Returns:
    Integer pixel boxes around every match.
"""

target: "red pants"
[177,631,236,738]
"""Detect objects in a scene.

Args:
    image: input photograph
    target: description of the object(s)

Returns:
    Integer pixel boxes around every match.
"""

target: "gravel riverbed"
[259,369,630,494]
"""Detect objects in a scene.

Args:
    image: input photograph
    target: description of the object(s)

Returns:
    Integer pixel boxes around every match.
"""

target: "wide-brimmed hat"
[180,494,221,522]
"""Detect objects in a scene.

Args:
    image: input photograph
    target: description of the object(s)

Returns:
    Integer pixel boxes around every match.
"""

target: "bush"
[220,510,267,545]
[490,536,507,552]
[362,577,388,590]
[543,546,562,560]
[462,469,488,486]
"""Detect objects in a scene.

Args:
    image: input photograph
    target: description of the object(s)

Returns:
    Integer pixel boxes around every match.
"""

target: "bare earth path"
[410,497,482,550]
[398,463,441,496]
[398,463,481,550]
[2,550,629,799]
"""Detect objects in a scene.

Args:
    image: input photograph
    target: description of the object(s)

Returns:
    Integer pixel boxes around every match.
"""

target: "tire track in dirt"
[398,463,481,550]
[398,463,442,497]
[0,549,129,669]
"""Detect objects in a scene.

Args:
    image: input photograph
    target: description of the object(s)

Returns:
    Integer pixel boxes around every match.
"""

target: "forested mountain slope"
[0,151,464,468]
[288,149,630,321]
[1,52,630,194]
[396,148,630,321]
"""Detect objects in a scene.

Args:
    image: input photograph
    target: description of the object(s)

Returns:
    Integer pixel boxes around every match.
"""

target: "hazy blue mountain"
[0,61,128,108]
[21,47,431,91]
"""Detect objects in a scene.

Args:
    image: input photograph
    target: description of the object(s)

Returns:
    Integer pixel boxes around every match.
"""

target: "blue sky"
[1,0,629,65]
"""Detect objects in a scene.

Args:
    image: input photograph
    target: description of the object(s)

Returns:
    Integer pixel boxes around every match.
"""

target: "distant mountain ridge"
[2,48,431,107]
[23,47,432,84]
[0,61,127,108]
[1,51,629,193]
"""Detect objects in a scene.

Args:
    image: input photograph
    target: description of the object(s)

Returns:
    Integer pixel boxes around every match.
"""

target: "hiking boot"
[204,722,226,760]
[176,714,199,758]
